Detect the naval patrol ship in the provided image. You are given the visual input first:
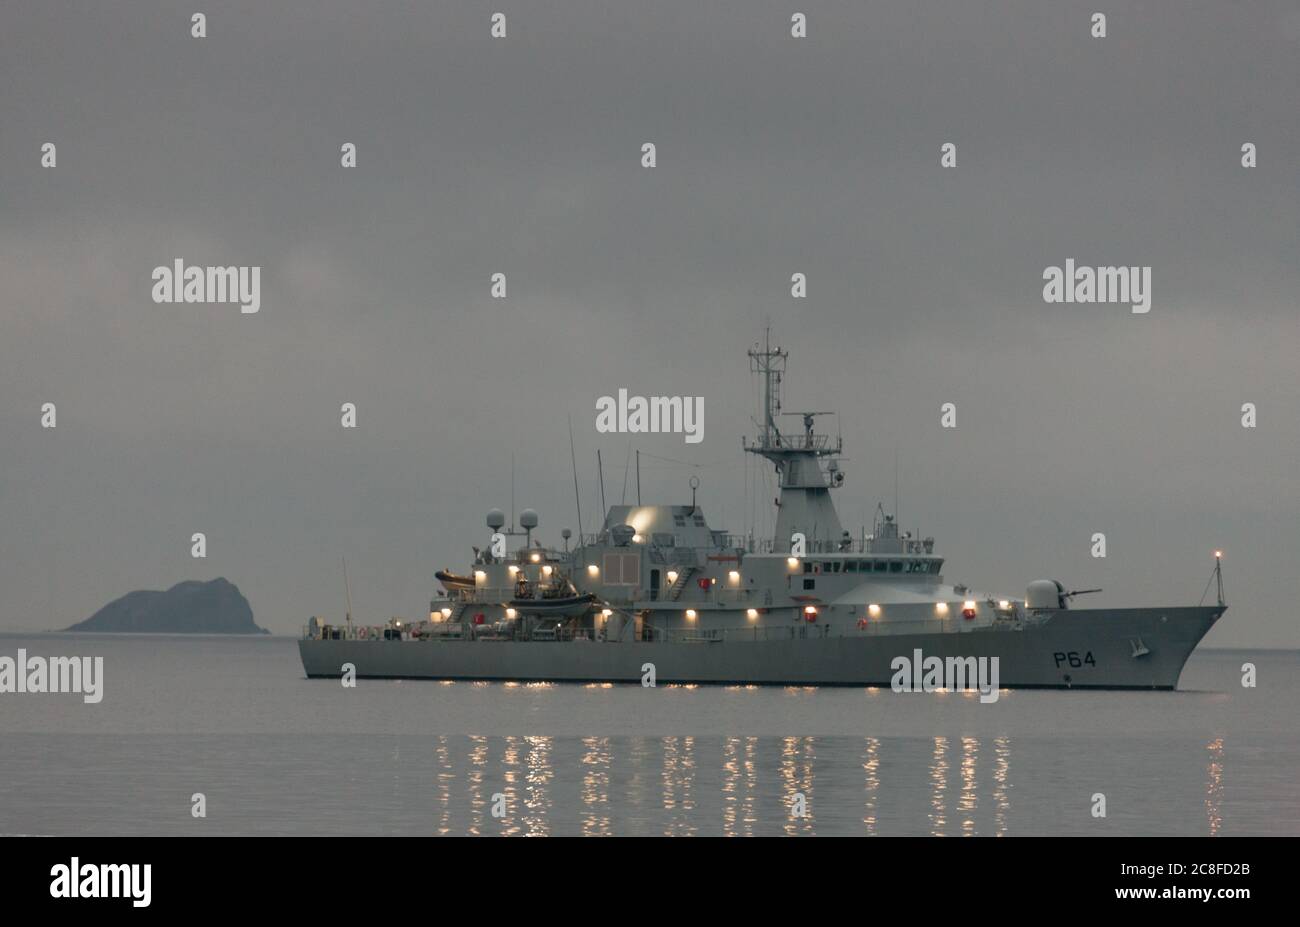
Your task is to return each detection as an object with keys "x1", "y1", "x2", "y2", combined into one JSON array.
[{"x1": 299, "y1": 332, "x2": 1225, "y2": 689}]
